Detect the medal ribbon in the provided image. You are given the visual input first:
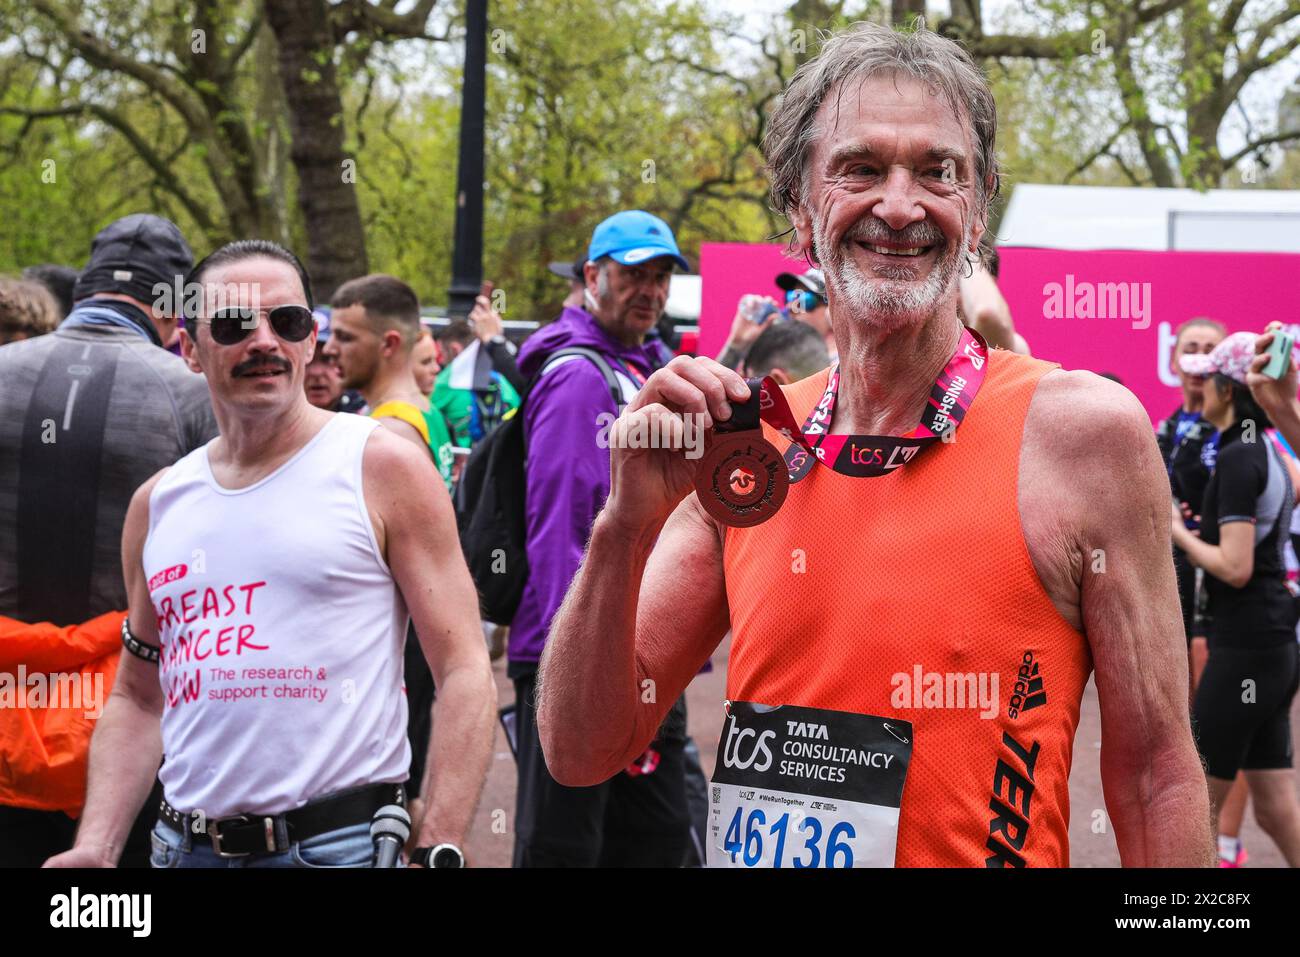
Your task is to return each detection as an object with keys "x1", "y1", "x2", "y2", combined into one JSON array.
[{"x1": 752, "y1": 327, "x2": 989, "y2": 479}]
